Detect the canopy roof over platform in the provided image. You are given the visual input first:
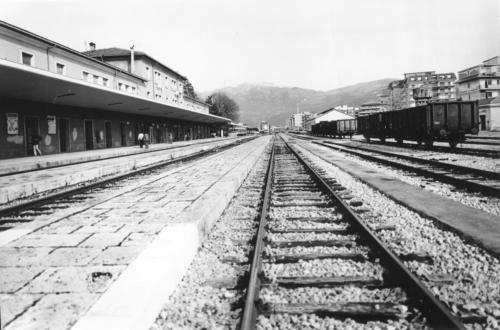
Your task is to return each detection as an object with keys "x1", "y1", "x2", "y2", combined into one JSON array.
[{"x1": 0, "y1": 59, "x2": 230, "y2": 125}]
